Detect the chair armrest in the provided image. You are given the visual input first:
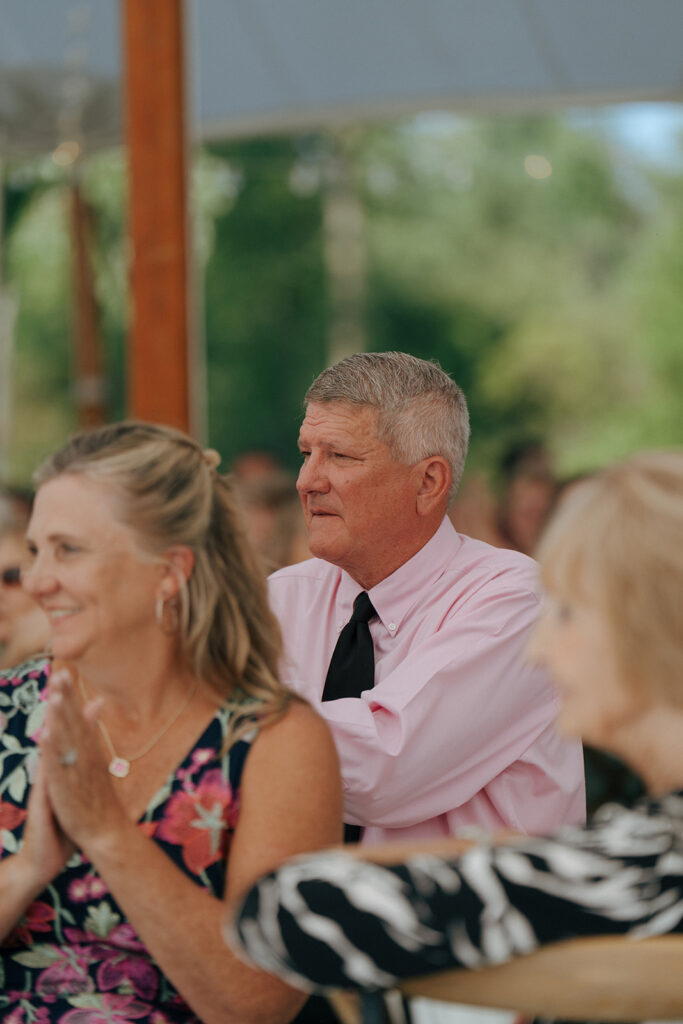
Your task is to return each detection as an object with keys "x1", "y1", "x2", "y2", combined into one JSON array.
[{"x1": 399, "y1": 935, "x2": 683, "y2": 1021}]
